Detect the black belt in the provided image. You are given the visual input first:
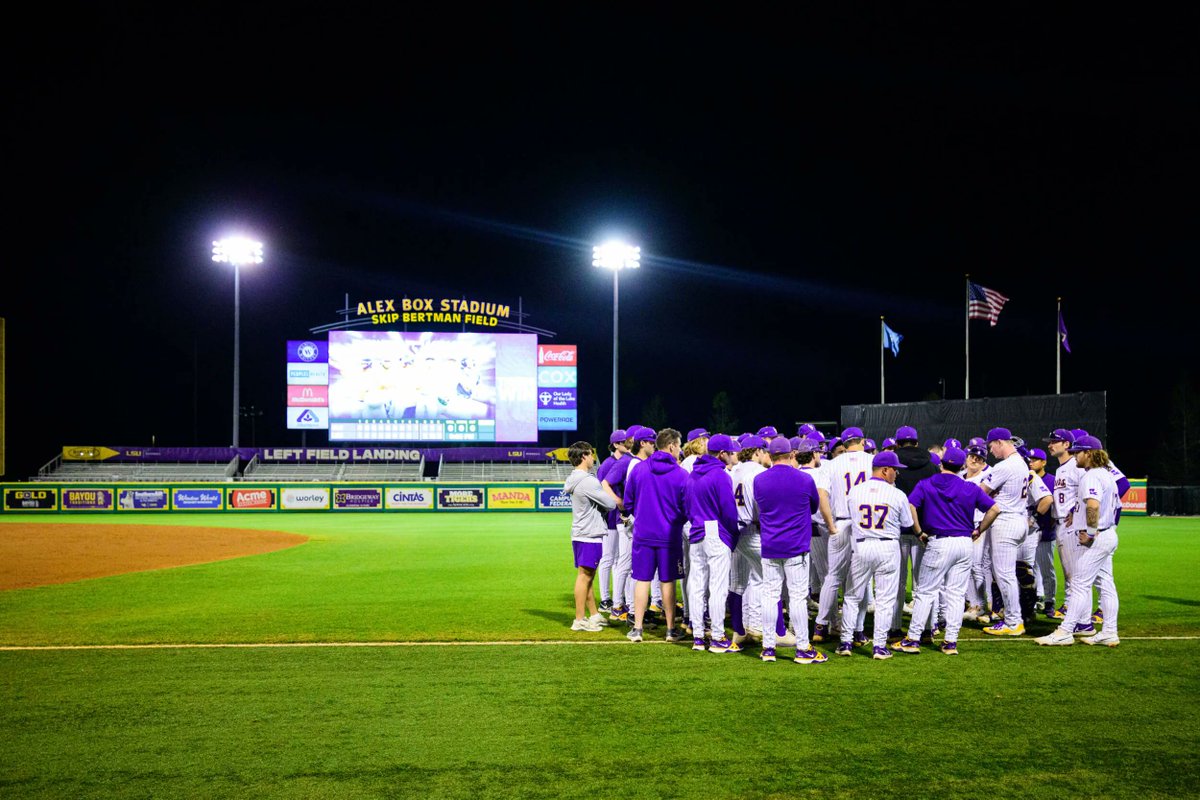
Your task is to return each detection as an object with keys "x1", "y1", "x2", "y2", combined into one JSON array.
[
  {"x1": 927, "y1": 532, "x2": 971, "y2": 538},
  {"x1": 856, "y1": 537, "x2": 898, "y2": 544},
  {"x1": 836, "y1": 517, "x2": 849, "y2": 521}
]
